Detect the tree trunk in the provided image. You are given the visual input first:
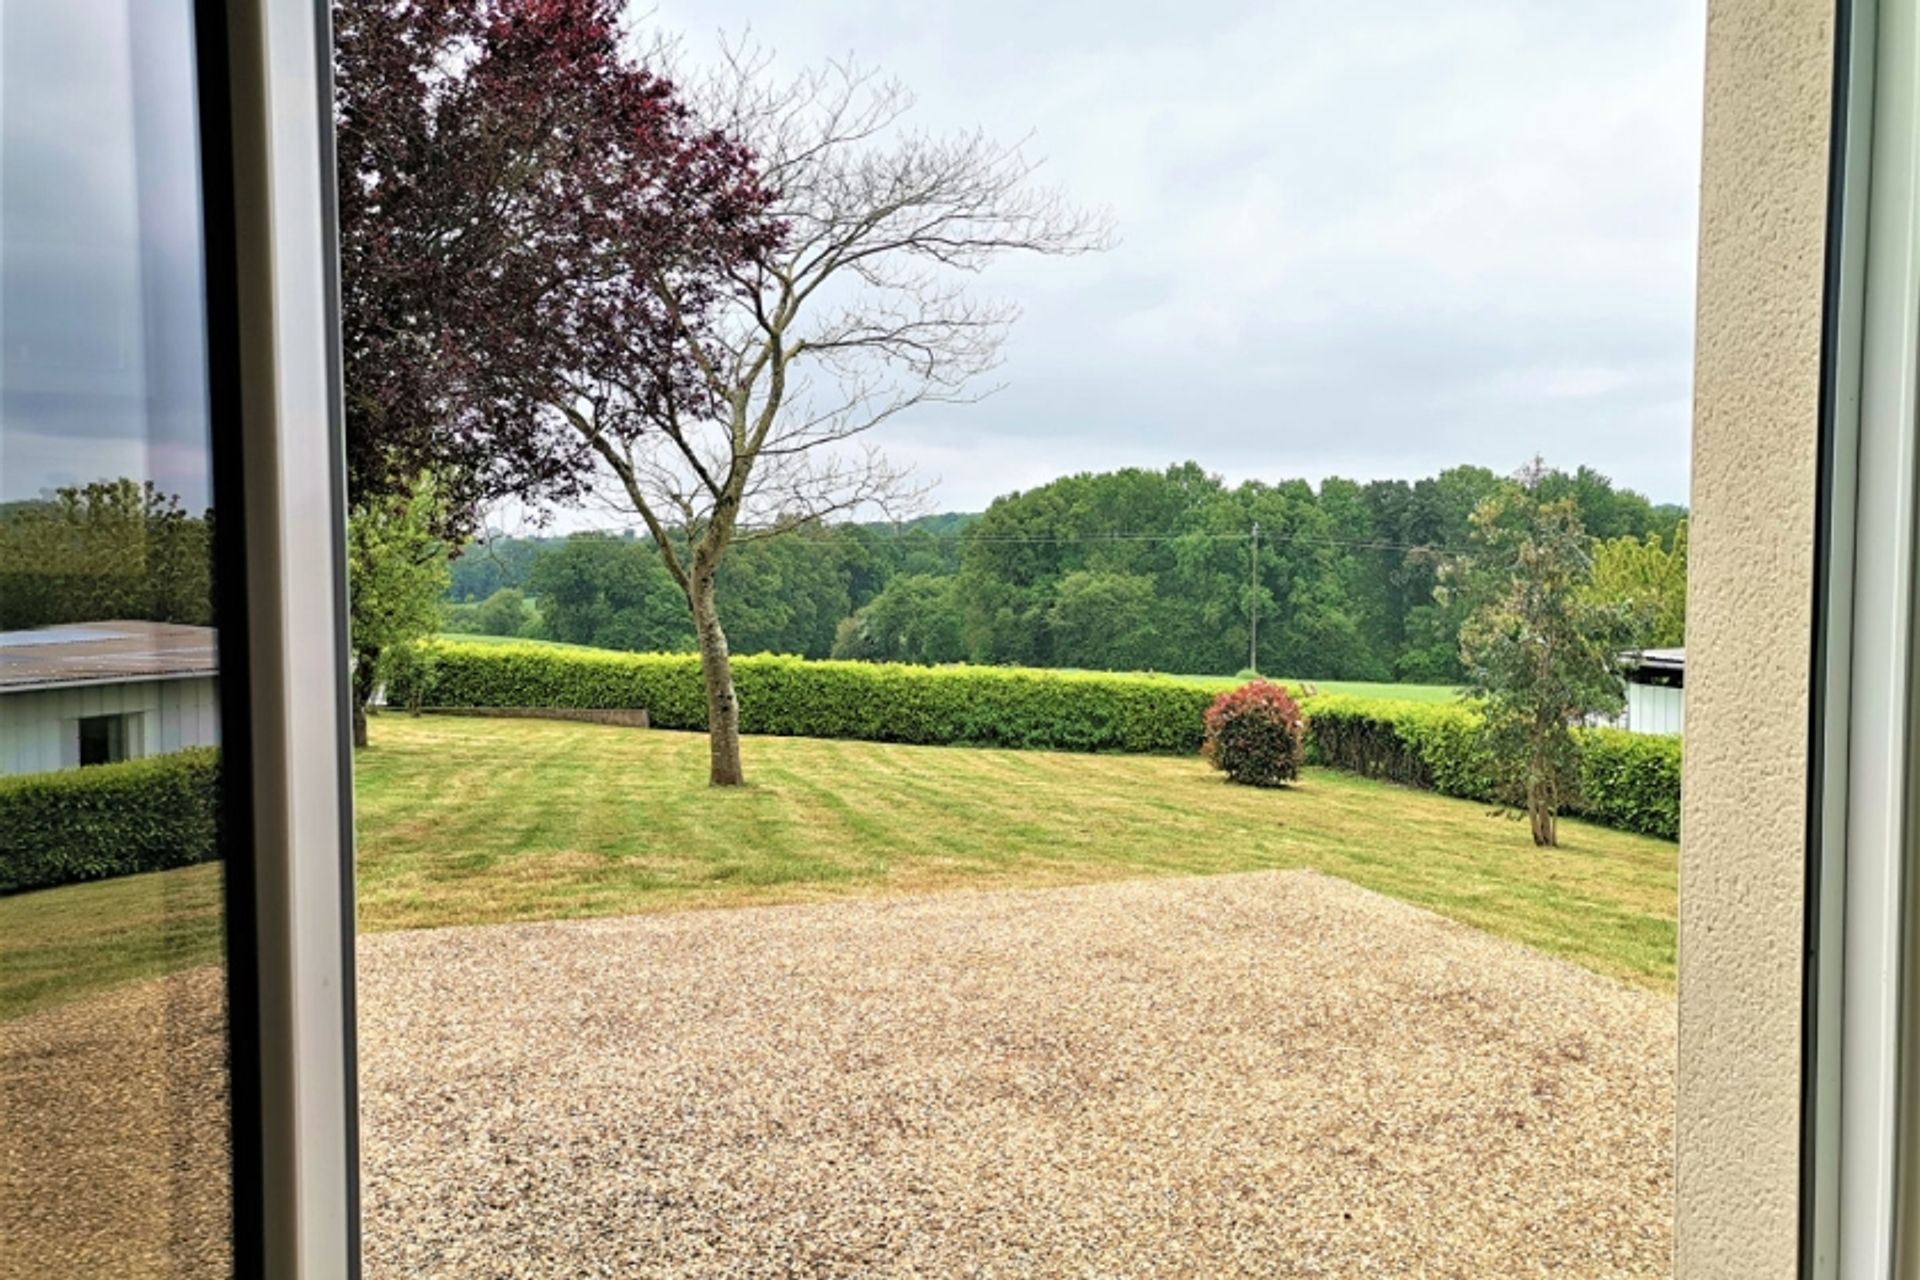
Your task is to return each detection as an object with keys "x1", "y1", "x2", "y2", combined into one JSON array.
[
  {"x1": 351, "y1": 650, "x2": 377, "y2": 750},
  {"x1": 689, "y1": 571, "x2": 745, "y2": 786},
  {"x1": 1527, "y1": 775, "x2": 1557, "y2": 847}
]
